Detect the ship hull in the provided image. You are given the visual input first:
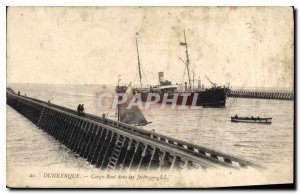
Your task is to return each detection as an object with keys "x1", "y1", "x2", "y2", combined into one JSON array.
[{"x1": 137, "y1": 88, "x2": 227, "y2": 107}]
